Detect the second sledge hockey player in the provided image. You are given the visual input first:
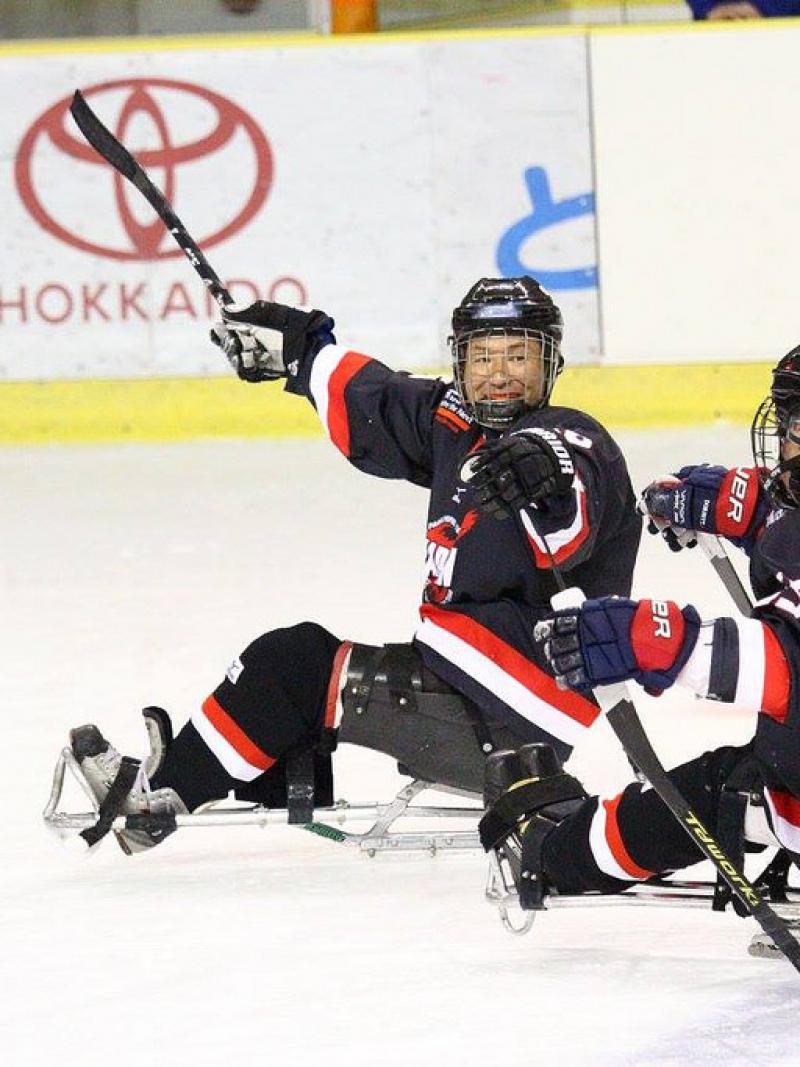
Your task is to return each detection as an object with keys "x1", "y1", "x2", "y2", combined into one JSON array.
[
  {"x1": 483, "y1": 348, "x2": 800, "y2": 940},
  {"x1": 67, "y1": 276, "x2": 641, "y2": 853}
]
